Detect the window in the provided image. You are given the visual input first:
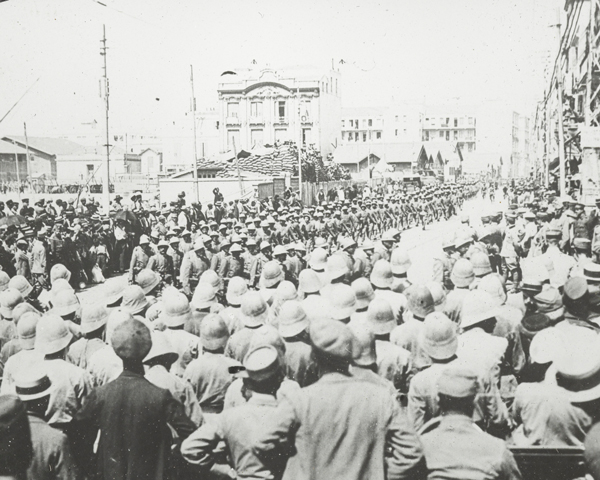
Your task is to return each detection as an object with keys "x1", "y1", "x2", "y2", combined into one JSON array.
[
  {"x1": 376, "y1": 132, "x2": 381, "y2": 140},
  {"x1": 349, "y1": 119, "x2": 353, "y2": 128},
  {"x1": 302, "y1": 128, "x2": 311, "y2": 145},
  {"x1": 362, "y1": 133, "x2": 367, "y2": 142},
  {"x1": 250, "y1": 101, "x2": 263, "y2": 117},
  {"x1": 446, "y1": 131, "x2": 450, "y2": 140},
  {"x1": 454, "y1": 118, "x2": 458, "y2": 127},
  {"x1": 342, "y1": 120, "x2": 345, "y2": 128},
  {"x1": 395, "y1": 129, "x2": 398, "y2": 136},
  {"x1": 468, "y1": 117, "x2": 474, "y2": 126},
  {"x1": 227, "y1": 102, "x2": 239, "y2": 118},
  {"x1": 468, "y1": 143, "x2": 473, "y2": 152},
  {"x1": 439, "y1": 131, "x2": 444, "y2": 138},
  {"x1": 278, "y1": 101, "x2": 286, "y2": 119},
  {"x1": 368, "y1": 119, "x2": 372, "y2": 127},
  {"x1": 395, "y1": 115, "x2": 399, "y2": 122},
  {"x1": 454, "y1": 130, "x2": 458, "y2": 140}
]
